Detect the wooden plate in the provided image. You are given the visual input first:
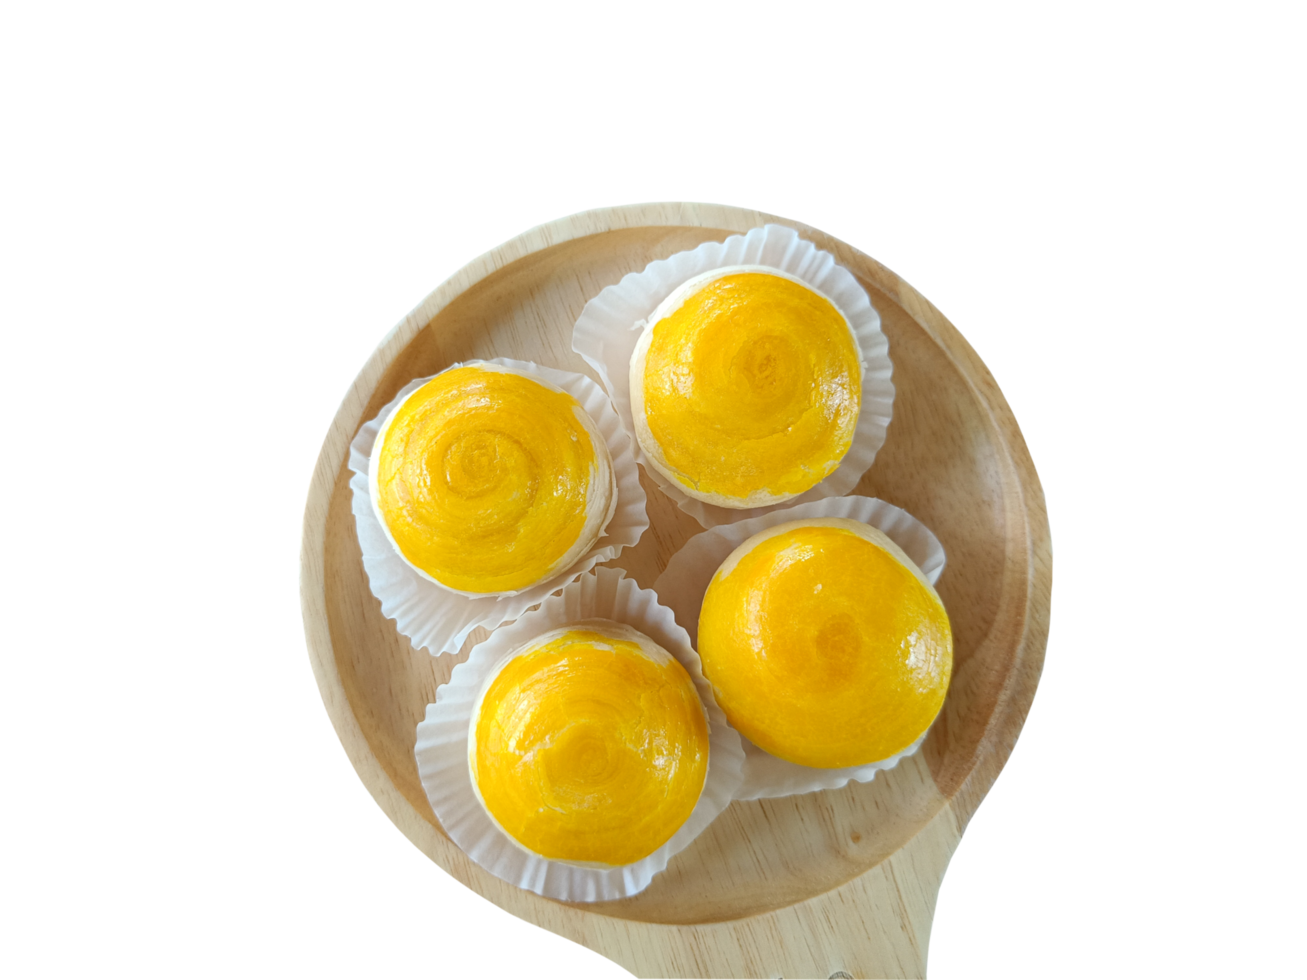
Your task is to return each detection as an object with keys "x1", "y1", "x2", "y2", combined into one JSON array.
[{"x1": 300, "y1": 203, "x2": 1051, "y2": 979}]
